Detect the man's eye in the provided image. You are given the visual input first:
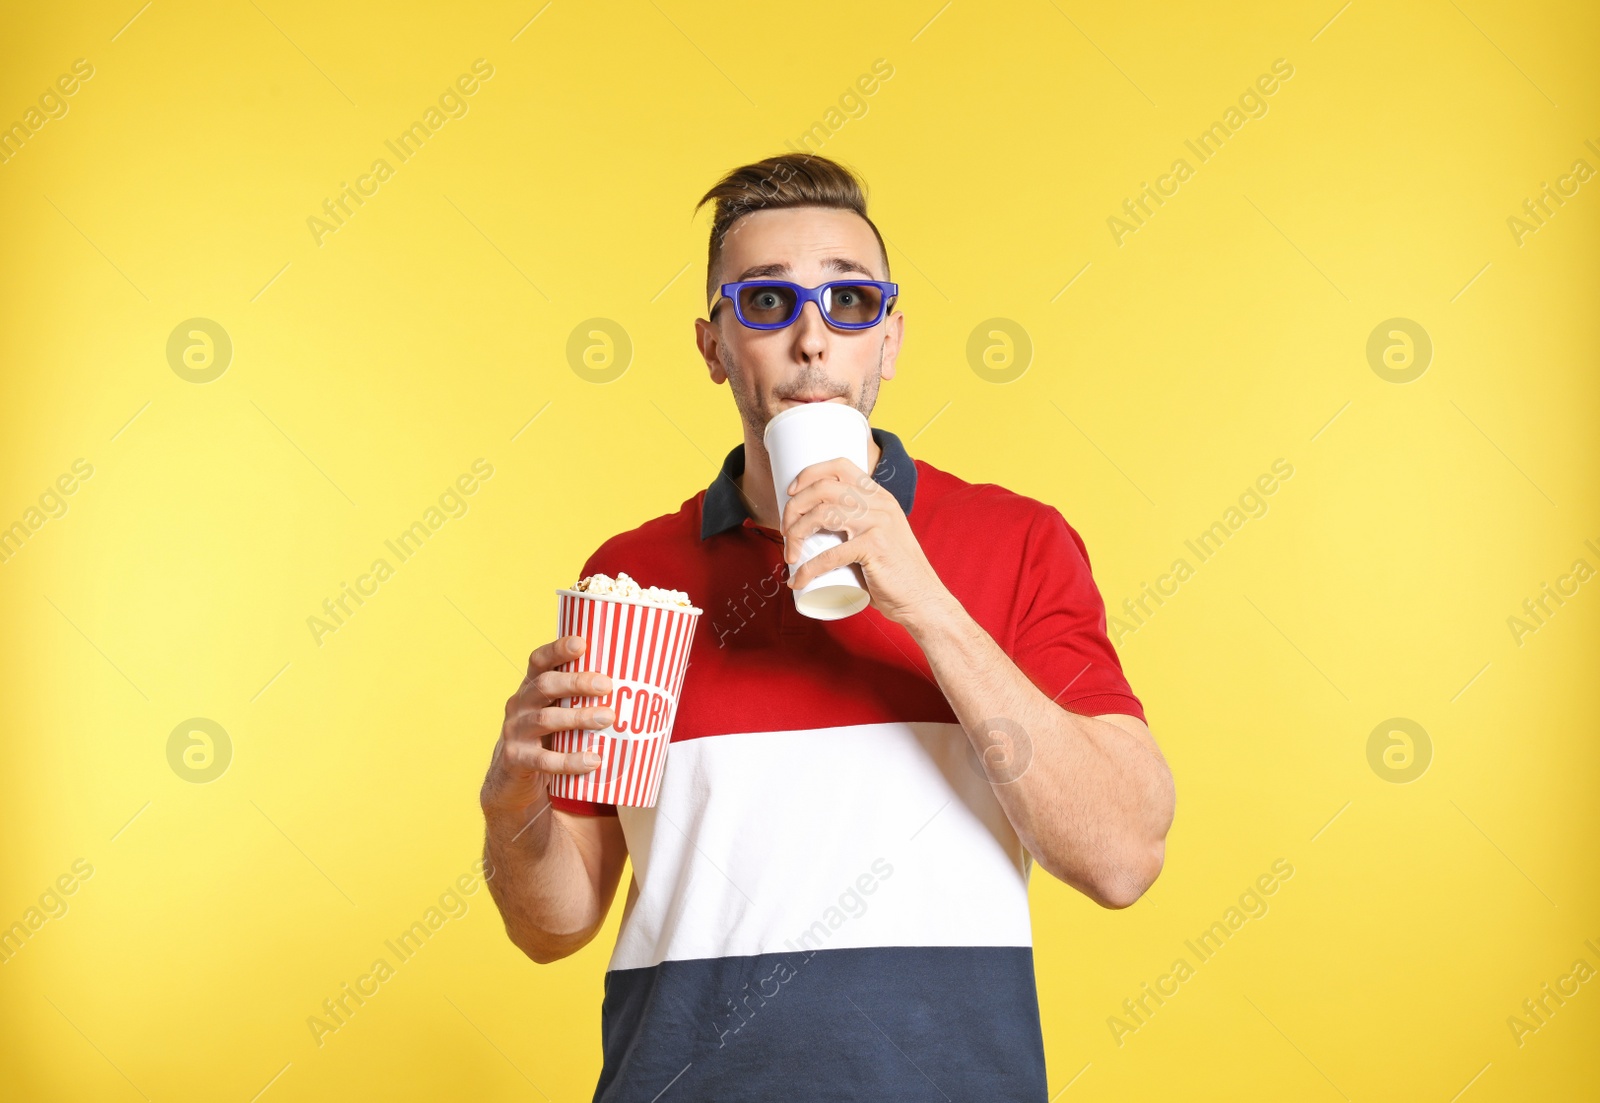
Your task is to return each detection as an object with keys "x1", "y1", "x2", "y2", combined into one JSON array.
[
  {"x1": 755, "y1": 293, "x2": 779, "y2": 308},
  {"x1": 835, "y1": 290, "x2": 858, "y2": 306}
]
